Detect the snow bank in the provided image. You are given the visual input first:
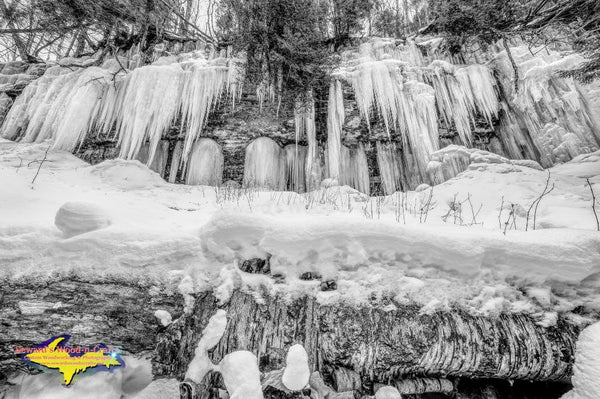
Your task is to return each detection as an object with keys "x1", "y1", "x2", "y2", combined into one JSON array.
[
  {"x1": 561, "y1": 322, "x2": 600, "y2": 399},
  {"x1": 199, "y1": 212, "x2": 599, "y2": 285}
]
